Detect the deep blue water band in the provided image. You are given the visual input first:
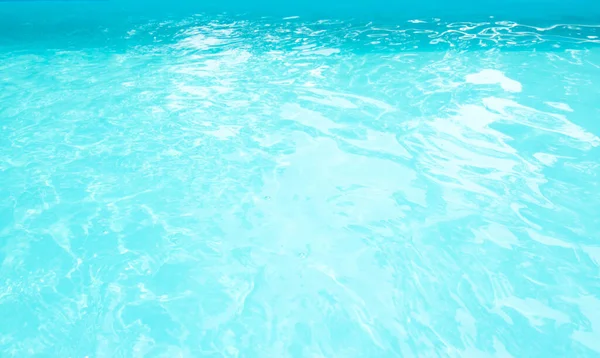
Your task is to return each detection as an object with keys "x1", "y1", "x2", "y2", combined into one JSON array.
[{"x1": 1, "y1": 0, "x2": 600, "y2": 22}]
